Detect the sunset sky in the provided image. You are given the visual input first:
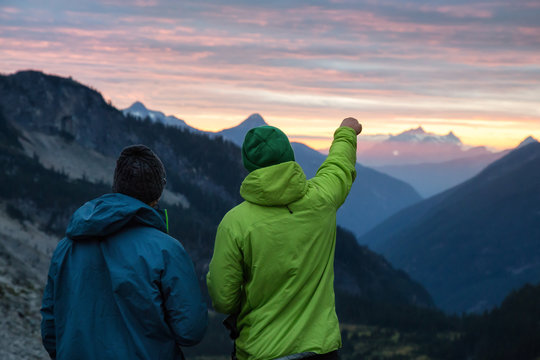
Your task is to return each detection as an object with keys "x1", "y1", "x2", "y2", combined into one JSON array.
[{"x1": 1, "y1": 0, "x2": 539, "y2": 150}]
